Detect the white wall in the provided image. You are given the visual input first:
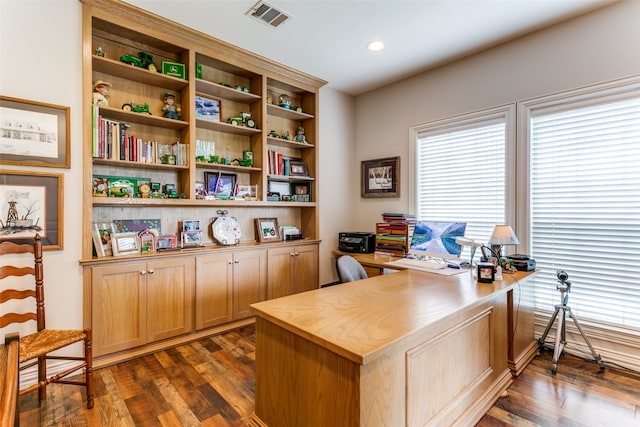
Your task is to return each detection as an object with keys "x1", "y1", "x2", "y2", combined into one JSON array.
[
  {"x1": 1, "y1": 1, "x2": 84, "y2": 342},
  {"x1": 352, "y1": 0, "x2": 640, "y2": 233}
]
